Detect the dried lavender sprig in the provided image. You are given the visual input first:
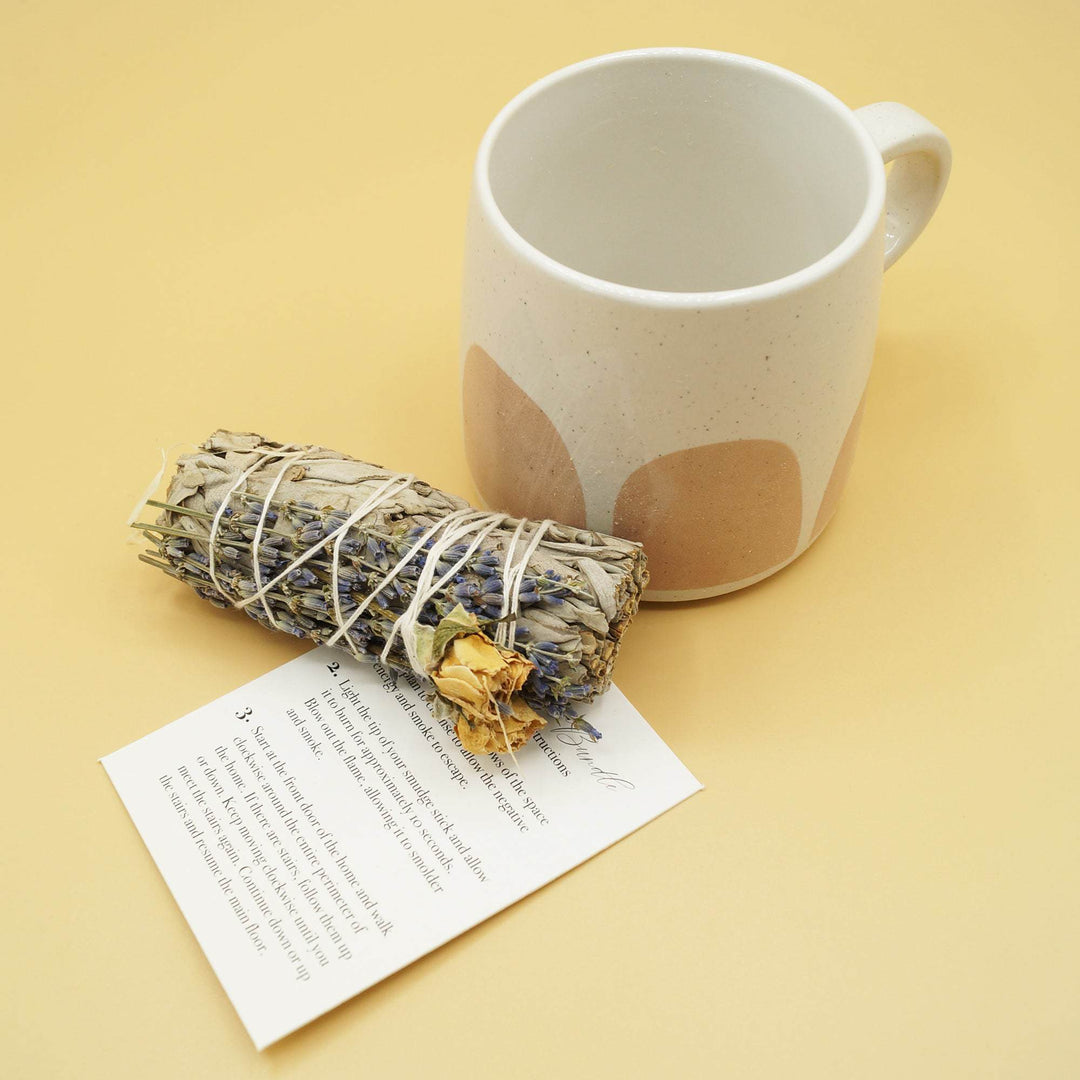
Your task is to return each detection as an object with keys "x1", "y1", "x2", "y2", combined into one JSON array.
[
  {"x1": 138, "y1": 526, "x2": 599, "y2": 709},
  {"x1": 142, "y1": 498, "x2": 604, "y2": 605}
]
